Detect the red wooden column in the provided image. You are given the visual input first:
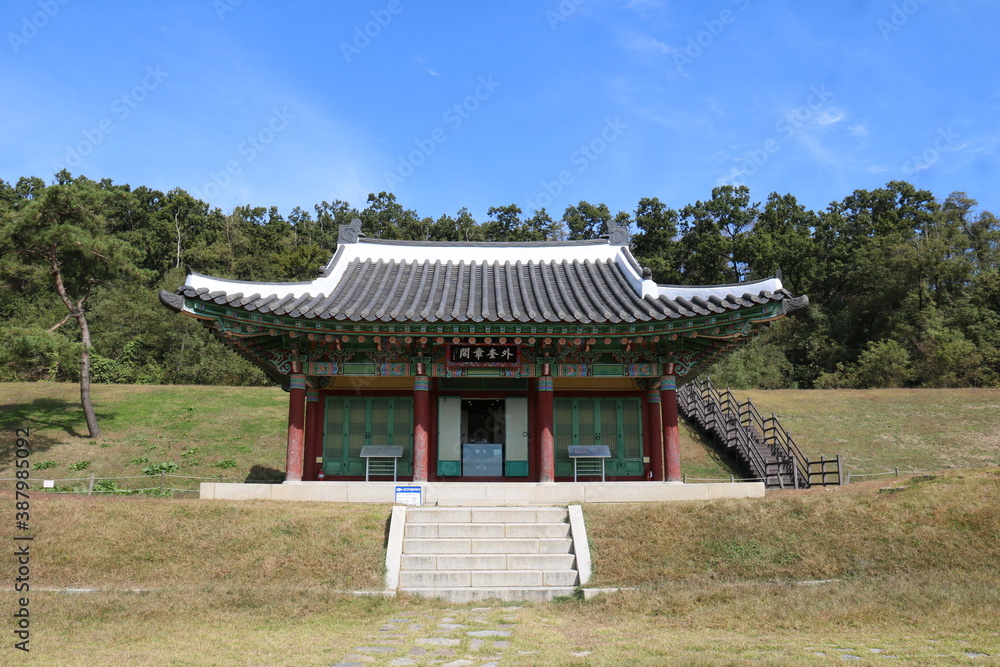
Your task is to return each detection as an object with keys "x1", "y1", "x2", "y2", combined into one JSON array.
[
  {"x1": 647, "y1": 384, "x2": 664, "y2": 481},
  {"x1": 285, "y1": 373, "x2": 307, "y2": 482},
  {"x1": 538, "y1": 368, "x2": 555, "y2": 483},
  {"x1": 304, "y1": 388, "x2": 320, "y2": 480},
  {"x1": 660, "y1": 367, "x2": 682, "y2": 482},
  {"x1": 412, "y1": 370, "x2": 430, "y2": 482}
]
